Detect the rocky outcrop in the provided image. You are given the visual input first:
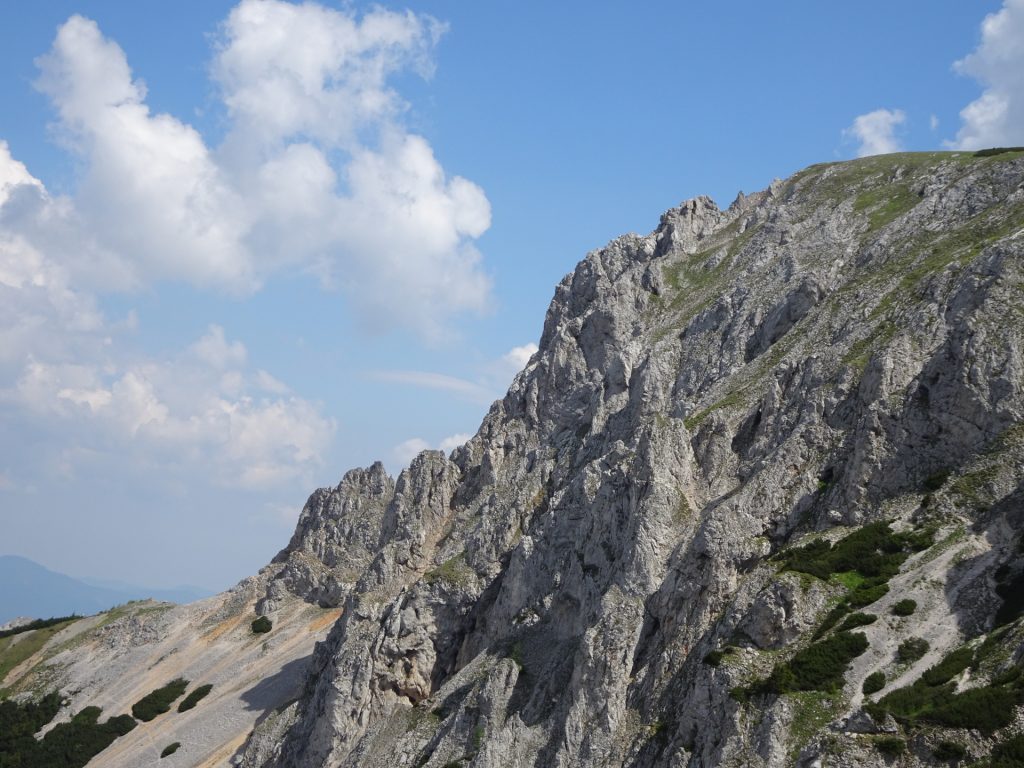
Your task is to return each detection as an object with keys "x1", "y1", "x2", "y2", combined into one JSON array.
[
  {"x1": 238, "y1": 151, "x2": 1024, "y2": 768},
  {"x1": 259, "y1": 463, "x2": 395, "y2": 613}
]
